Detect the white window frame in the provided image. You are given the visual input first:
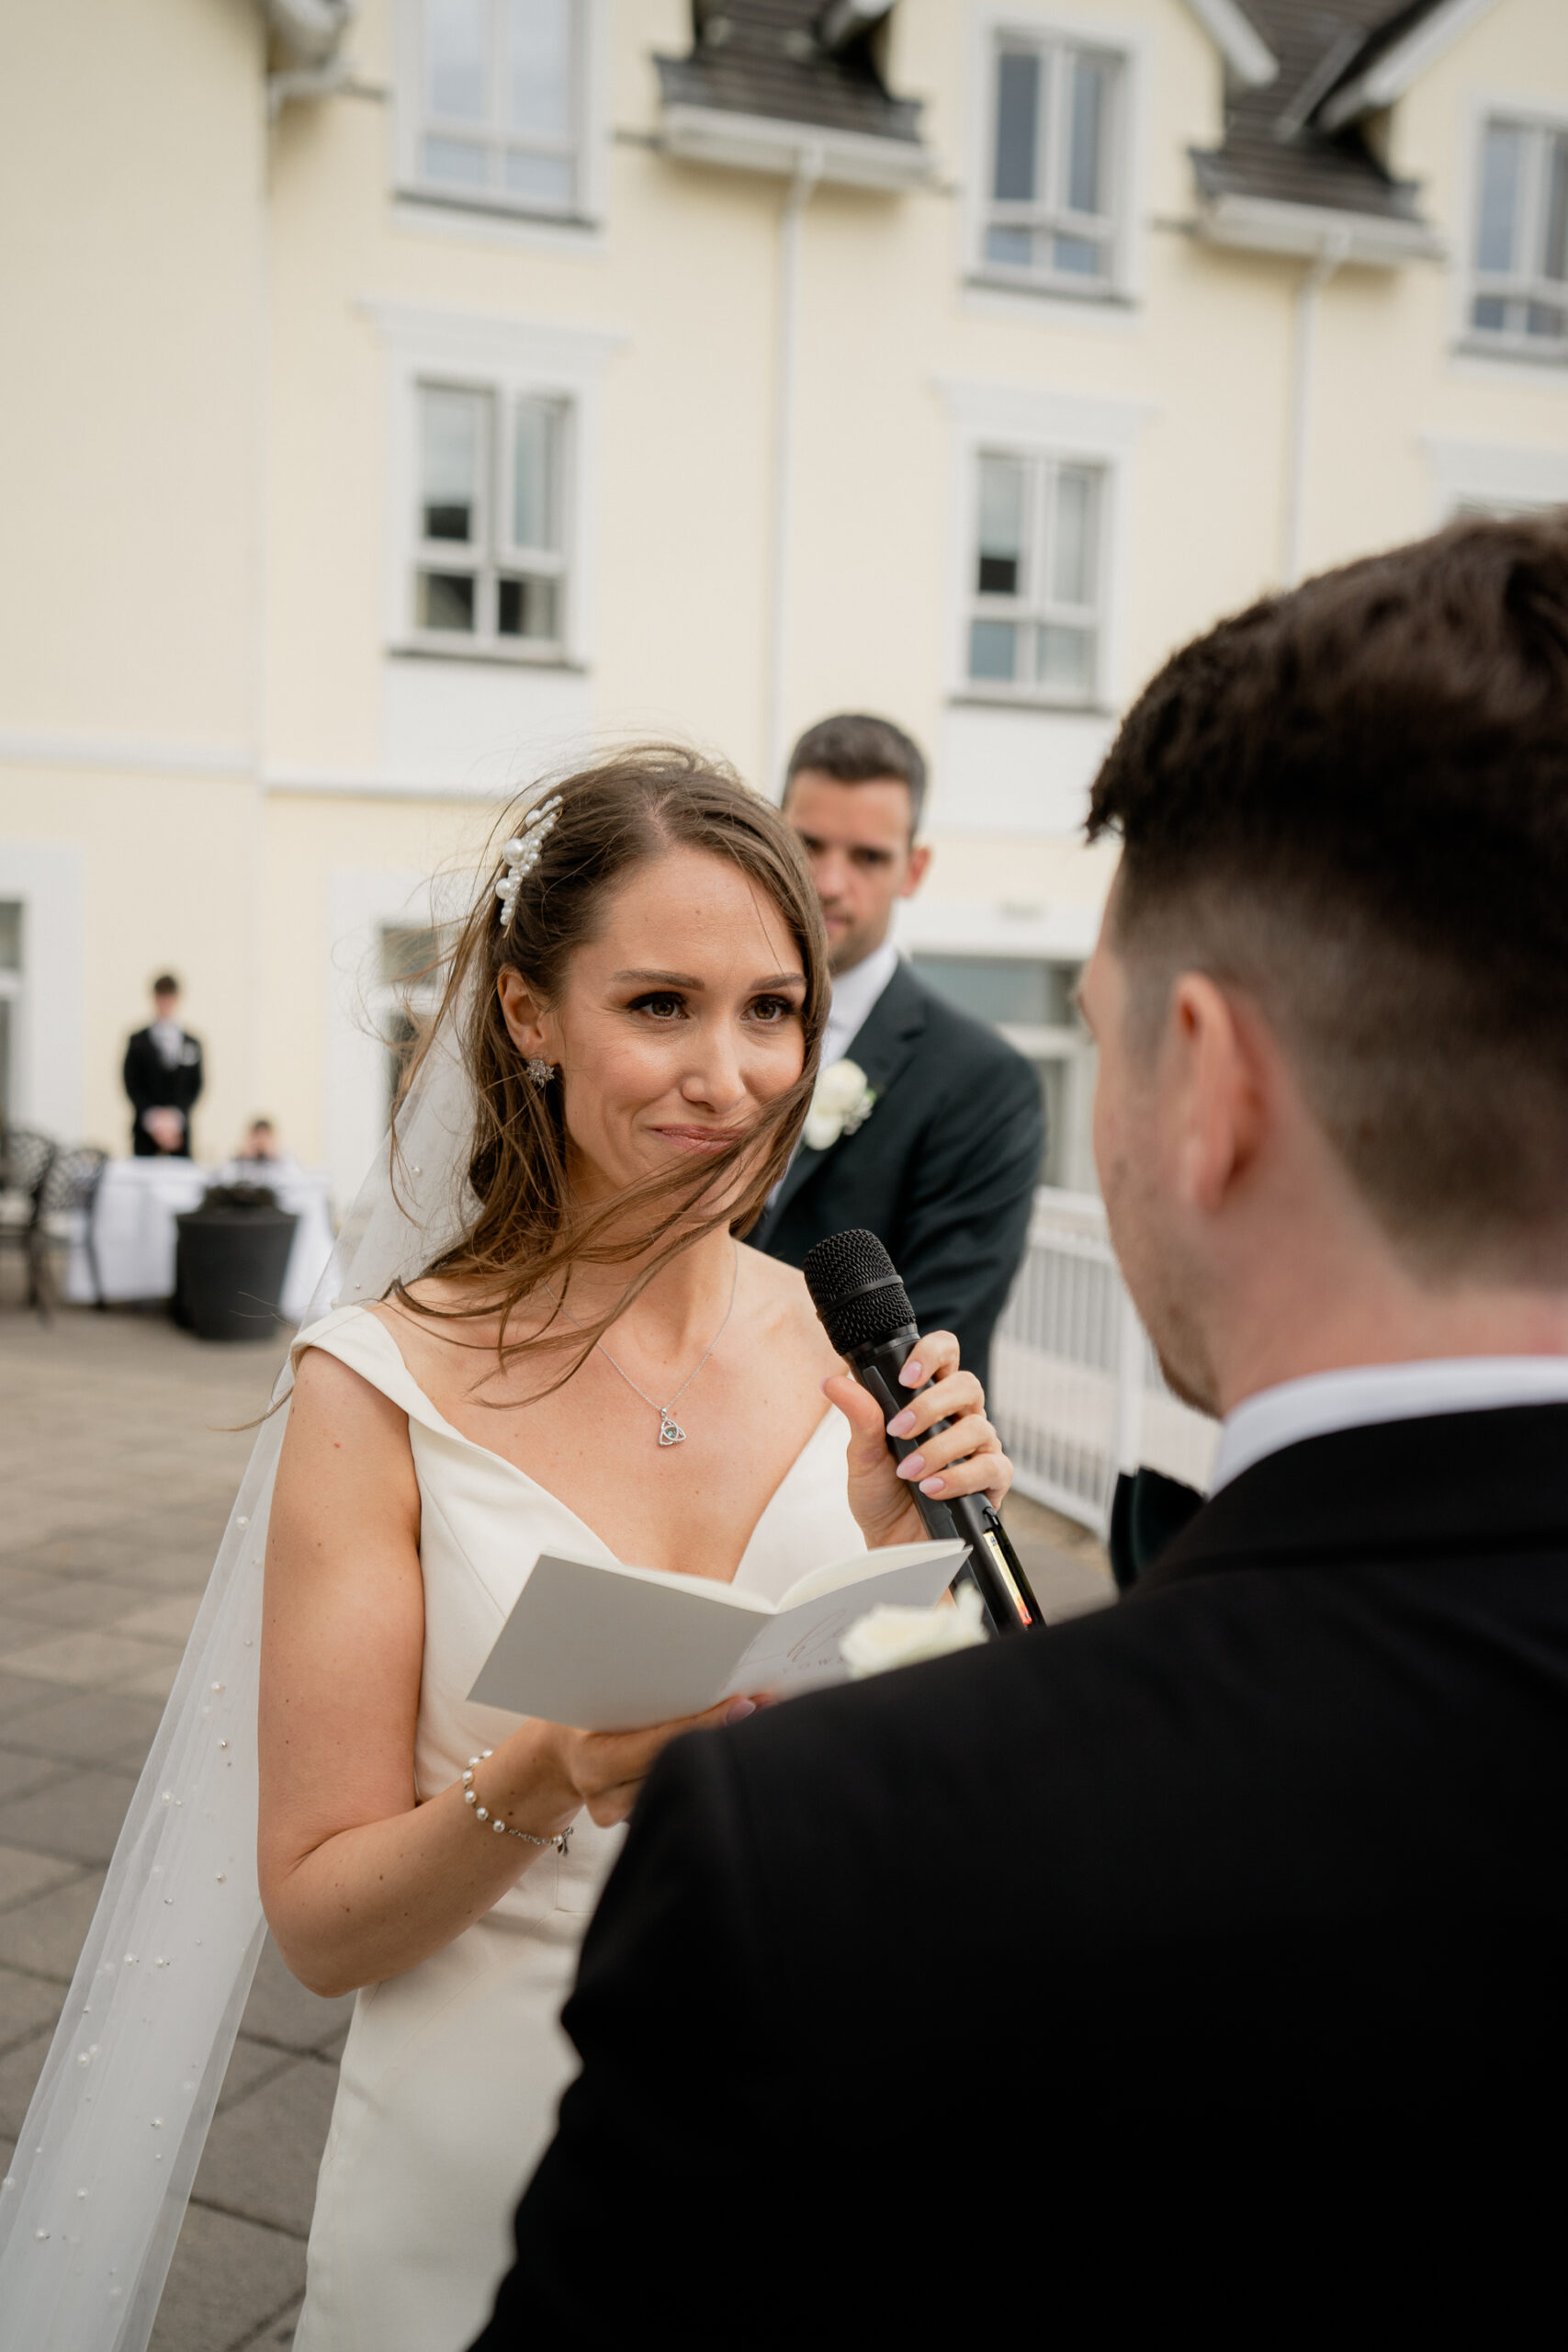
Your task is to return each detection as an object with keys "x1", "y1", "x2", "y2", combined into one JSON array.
[
  {"x1": 409, "y1": 377, "x2": 573, "y2": 660},
  {"x1": 1460, "y1": 100, "x2": 1568, "y2": 369},
  {"x1": 1423, "y1": 434, "x2": 1568, "y2": 526},
  {"x1": 394, "y1": 0, "x2": 609, "y2": 232},
  {"x1": 370, "y1": 304, "x2": 625, "y2": 674},
  {"x1": 0, "y1": 899, "x2": 22, "y2": 1127},
  {"x1": 965, "y1": 447, "x2": 1110, "y2": 708},
  {"x1": 968, "y1": 8, "x2": 1140, "y2": 304},
  {"x1": 0, "y1": 841, "x2": 84, "y2": 1145}
]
